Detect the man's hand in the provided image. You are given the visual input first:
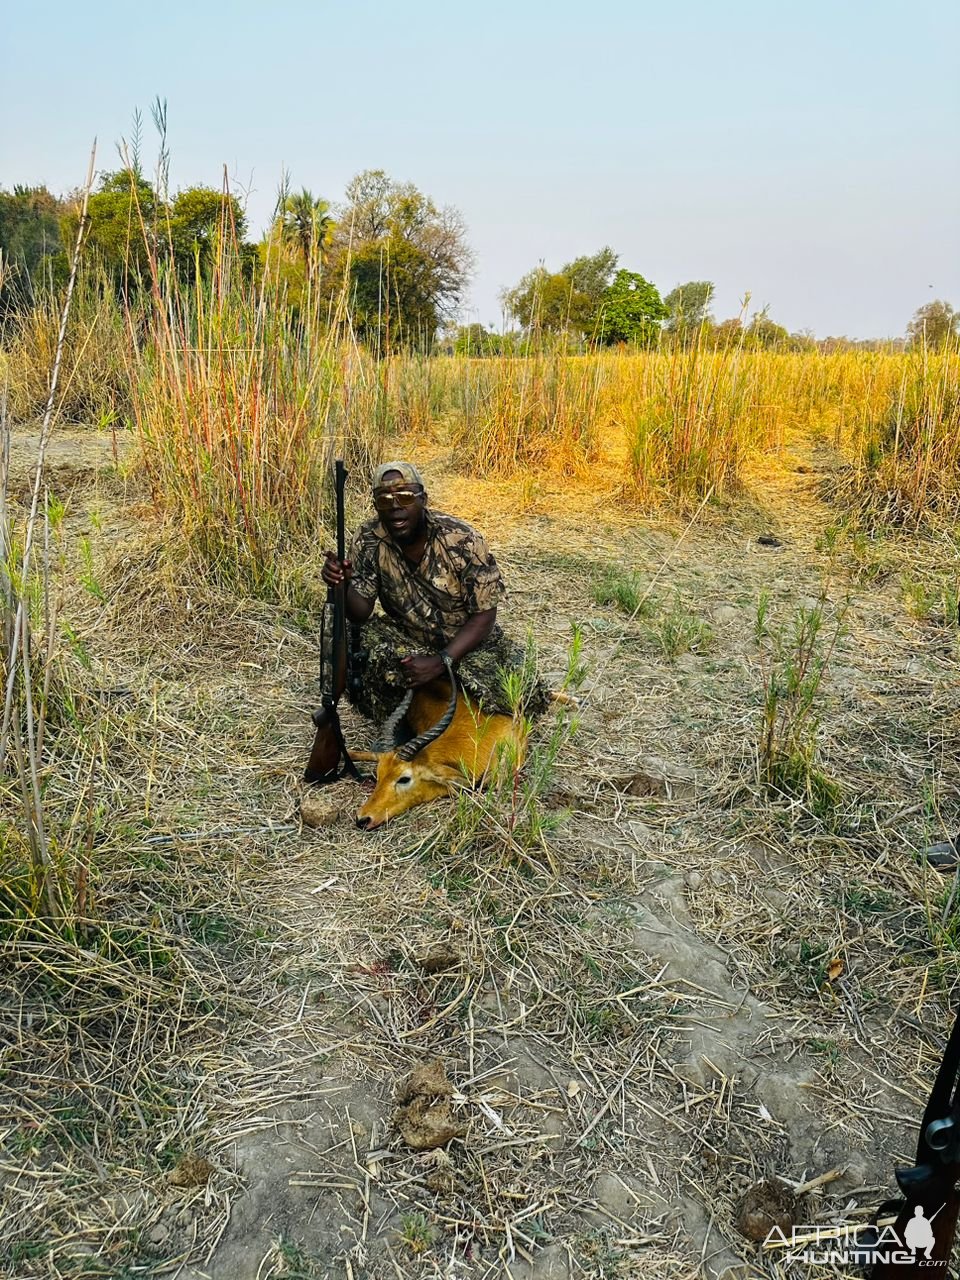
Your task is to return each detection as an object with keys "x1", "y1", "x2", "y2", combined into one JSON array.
[
  {"x1": 321, "y1": 551, "x2": 353, "y2": 589},
  {"x1": 400, "y1": 653, "x2": 446, "y2": 687}
]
